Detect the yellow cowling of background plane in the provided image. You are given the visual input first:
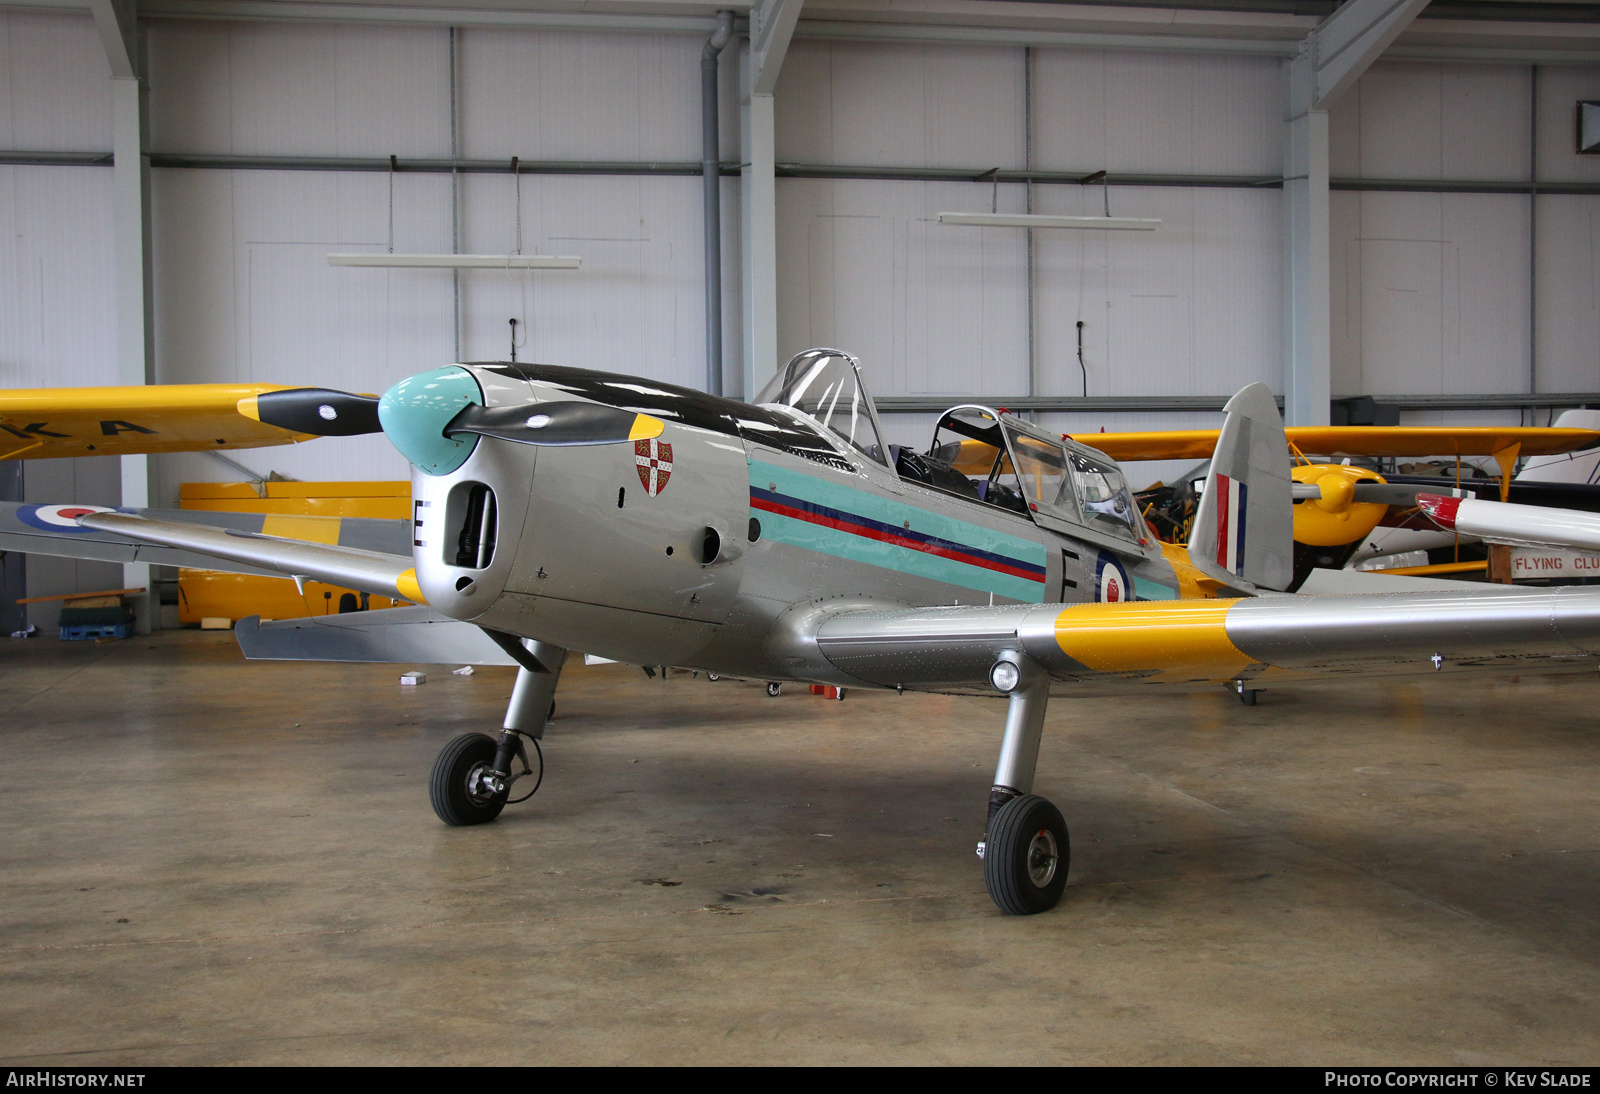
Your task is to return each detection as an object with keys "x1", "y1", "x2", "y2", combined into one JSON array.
[
  {"x1": 0, "y1": 384, "x2": 318, "y2": 460},
  {"x1": 1290, "y1": 462, "x2": 1390, "y2": 547}
]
